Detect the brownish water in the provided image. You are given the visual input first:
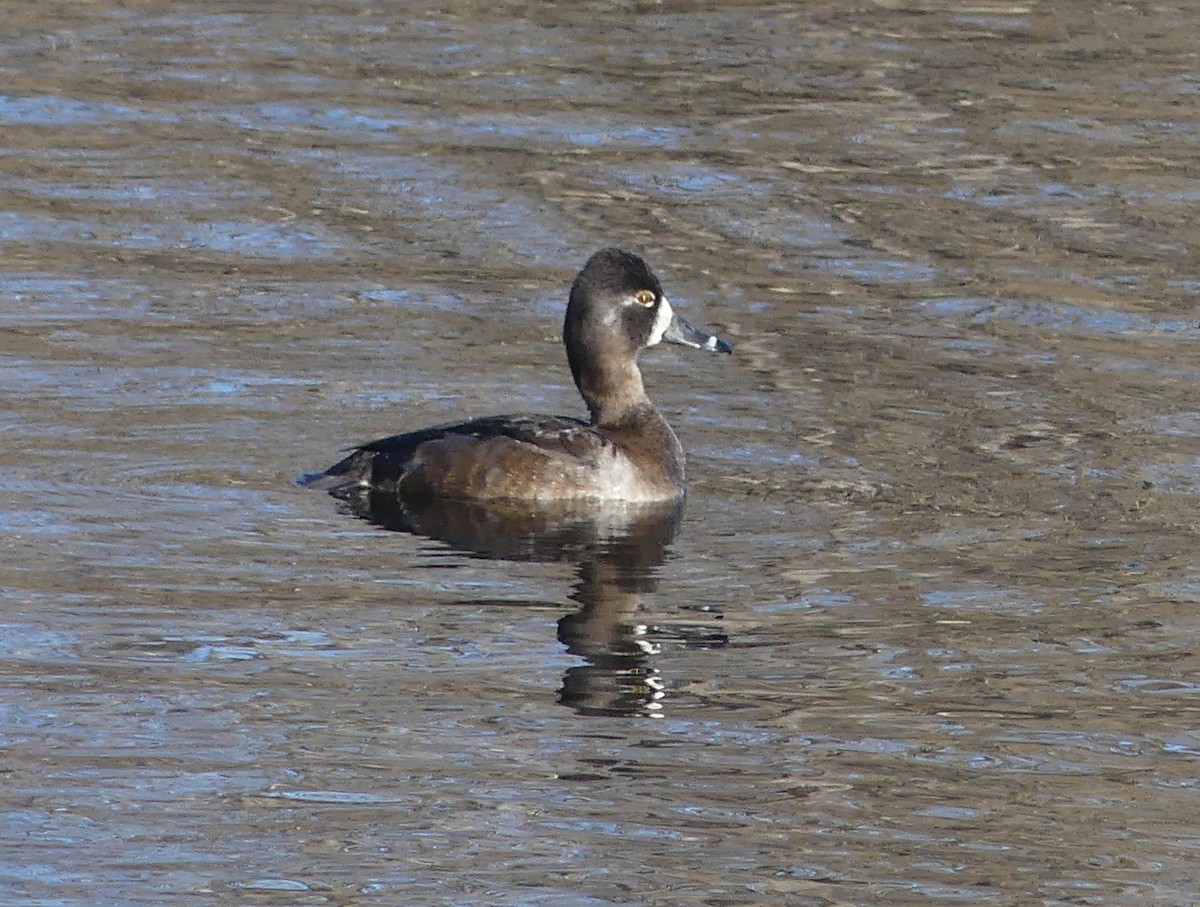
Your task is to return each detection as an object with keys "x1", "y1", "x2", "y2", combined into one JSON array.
[{"x1": 3, "y1": 2, "x2": 1200, "y2": 904}]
